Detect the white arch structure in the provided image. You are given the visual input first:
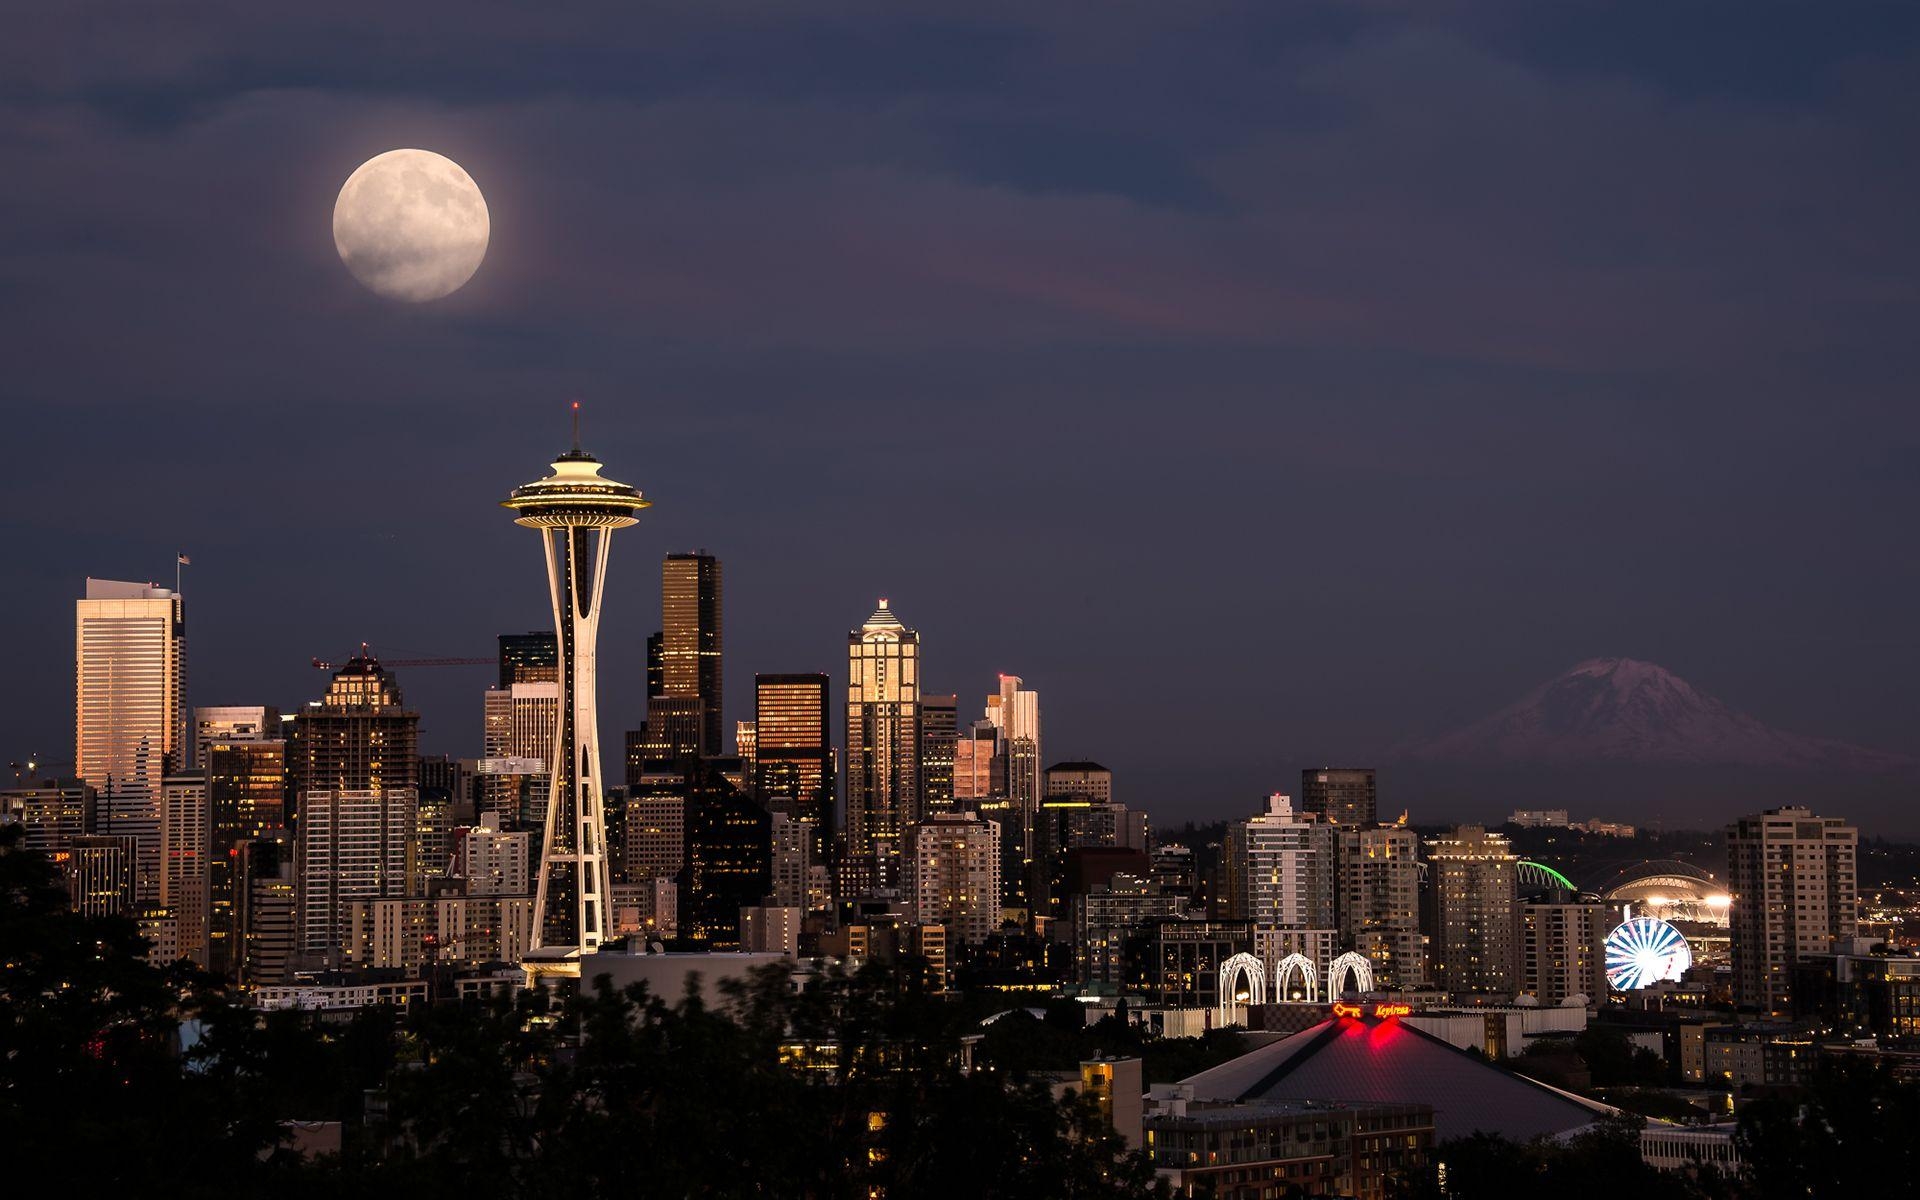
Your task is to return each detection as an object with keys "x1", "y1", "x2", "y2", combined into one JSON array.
[
  {"x1": 1218, "y1": 952, "x2": 1267, "y2": 1024},
  {"x1": 1272, "y1": 953, "x2": 1319, "y2": 1002},
  {"x1": 1325, "y1": 951, "x2": 1374, "y2": 1000}
]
